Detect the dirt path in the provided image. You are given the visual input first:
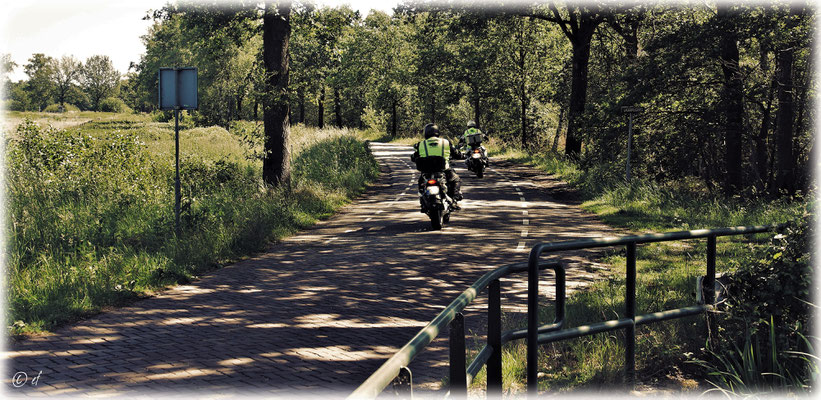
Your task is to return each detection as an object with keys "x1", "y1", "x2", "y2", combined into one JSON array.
[{"x1": 5, "y1": 142, "x2": 614, "y2": 397}]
